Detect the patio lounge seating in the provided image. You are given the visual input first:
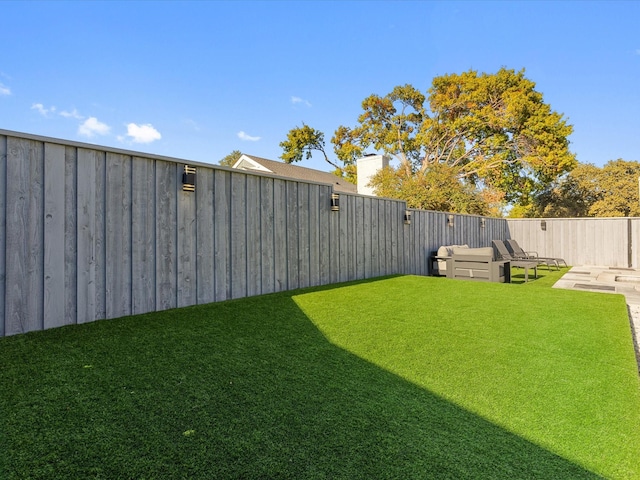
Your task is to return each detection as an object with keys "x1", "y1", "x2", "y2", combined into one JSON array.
[
  {"x1": 491, "y1": 240, "x2": 542, "y2": 281},
  {"x1": 506, "y1": 239, "x2": 567, "y2": 269},
  {"x1": 447, "y1": 246, "x2": 510, "y2": 283},
  {"x1": 430, "y1": 244, "x2": 469, "y2": 276}
]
